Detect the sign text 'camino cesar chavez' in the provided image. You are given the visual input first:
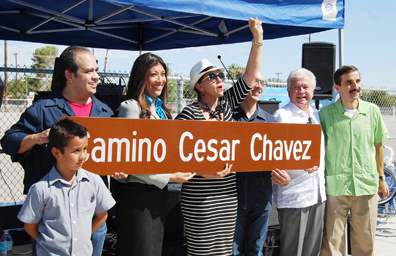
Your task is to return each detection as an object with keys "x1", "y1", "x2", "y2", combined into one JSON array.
[{"x1": 67, "y1": 117, "x2": 322, "y2": 175}]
